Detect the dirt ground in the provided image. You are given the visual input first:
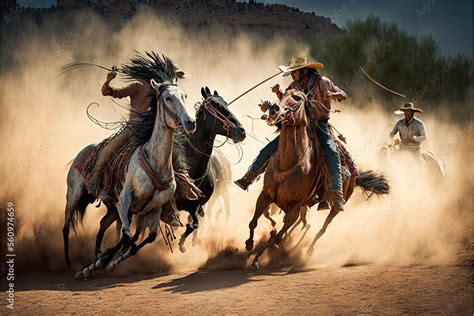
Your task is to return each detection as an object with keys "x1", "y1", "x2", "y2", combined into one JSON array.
[{"x1": 2, "y1": 242, "x2": 471, "y2": 315}]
